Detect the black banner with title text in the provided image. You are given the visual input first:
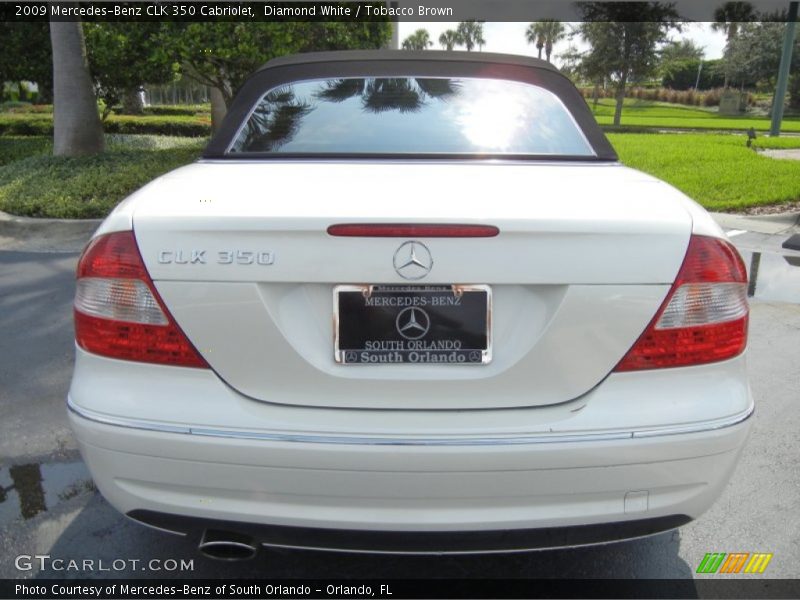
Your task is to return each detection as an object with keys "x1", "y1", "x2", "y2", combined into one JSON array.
[{"x1": 2, "y1": 0, "x2": 800, "y2": 23}]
